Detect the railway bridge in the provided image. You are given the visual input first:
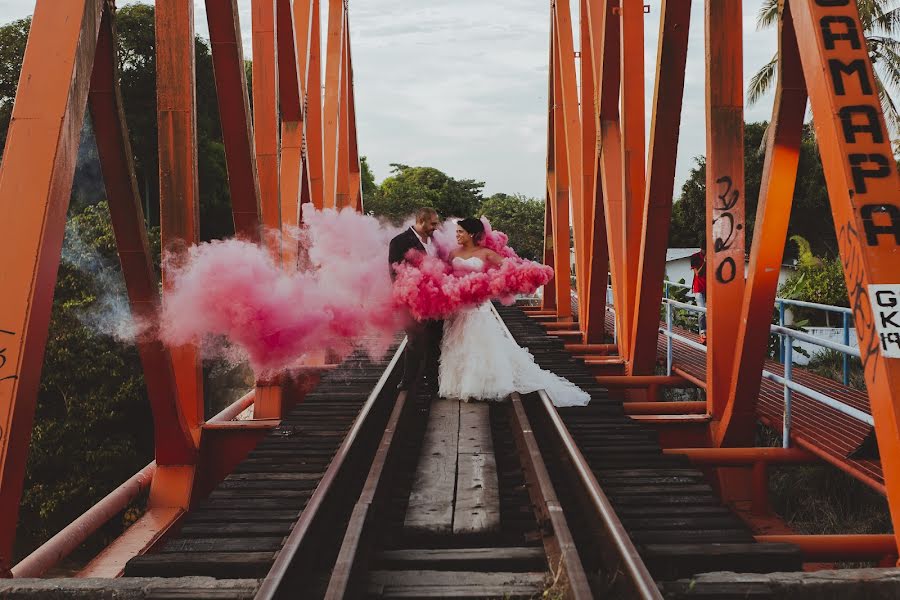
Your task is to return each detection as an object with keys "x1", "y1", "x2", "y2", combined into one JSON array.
[{"x1": 1, "y1": 0, "x2": 900, "y2": 598}]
